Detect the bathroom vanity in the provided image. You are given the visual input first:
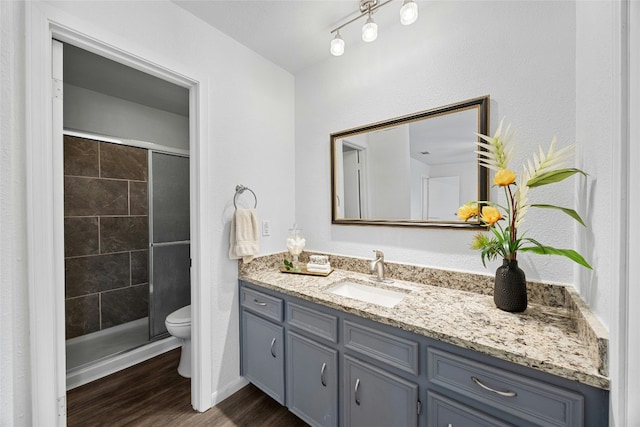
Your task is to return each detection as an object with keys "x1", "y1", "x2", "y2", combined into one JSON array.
[{"x1": 238, "y1": 254, "x2": 609, "y2": 427}]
